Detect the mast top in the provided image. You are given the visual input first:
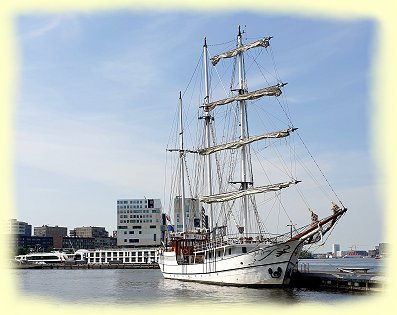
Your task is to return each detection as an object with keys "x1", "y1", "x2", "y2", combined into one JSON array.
[{"x1": 204, "y1": 37, "x2": 207, "y2": 48}]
